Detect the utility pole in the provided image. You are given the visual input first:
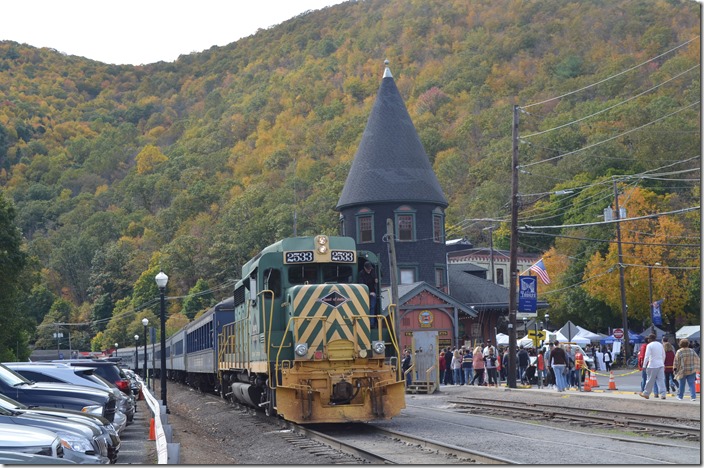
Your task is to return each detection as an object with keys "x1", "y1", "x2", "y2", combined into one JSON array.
[
  {"x1": 386, "y1": 219, "x2": 401, "y2": 370},
  {"x1": 613, "y1": 179, "x2": 630, "y2": 359},
  {"x1": 483, "y1": 226, "x2": 496, "y2": 283},
  {"x1": 507, "y1": 104, "x2": 520, "y2": 389}
]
